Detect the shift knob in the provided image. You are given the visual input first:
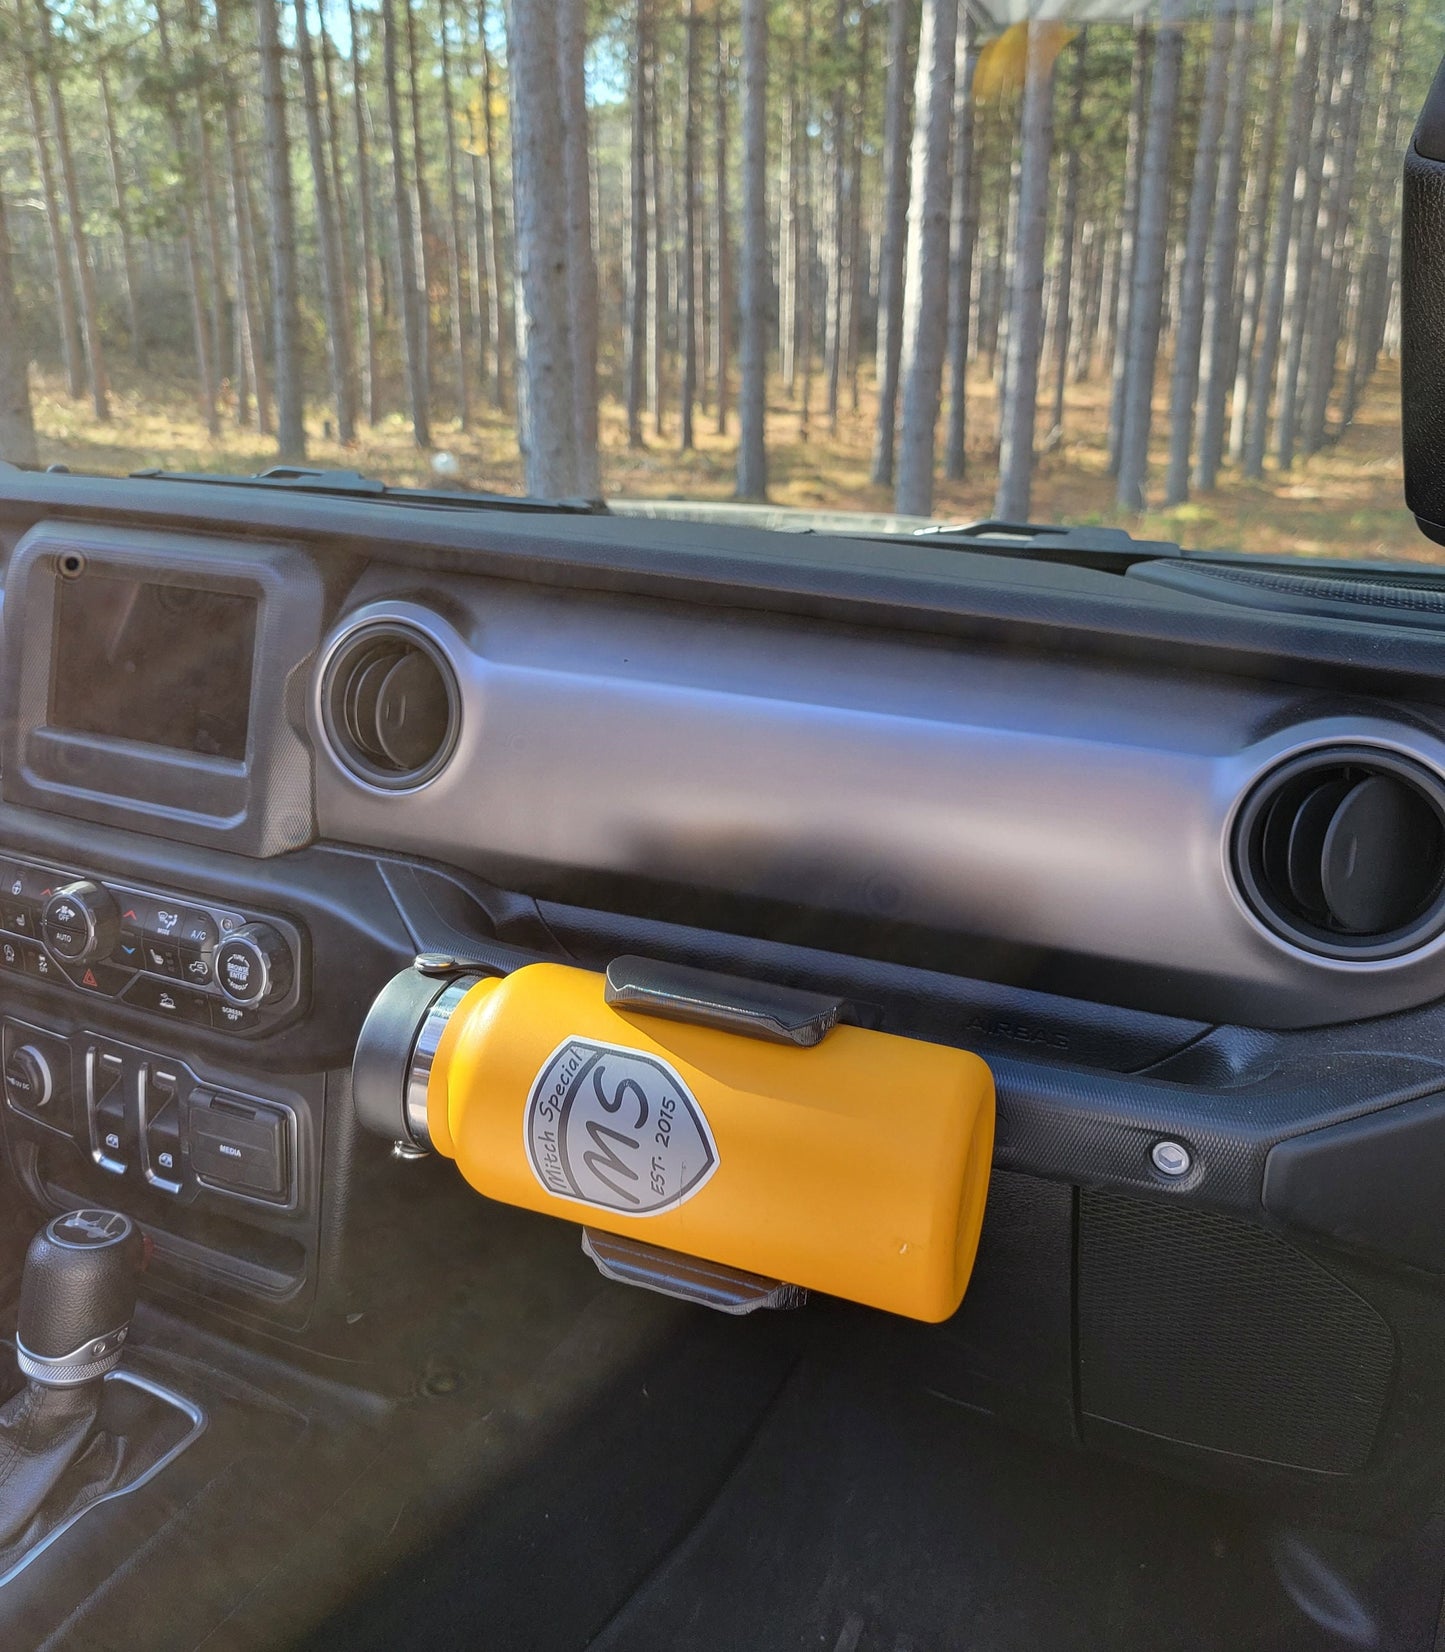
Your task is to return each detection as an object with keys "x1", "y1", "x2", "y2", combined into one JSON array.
[{"x1": 16, "y1": 1210, "x2": 144, "y2": 1386}]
